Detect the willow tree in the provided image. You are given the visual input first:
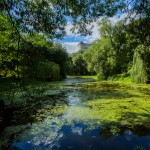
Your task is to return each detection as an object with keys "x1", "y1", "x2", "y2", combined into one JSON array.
[{"x1": 130, "y1": 45, "x2": 150, "y2": 84}]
